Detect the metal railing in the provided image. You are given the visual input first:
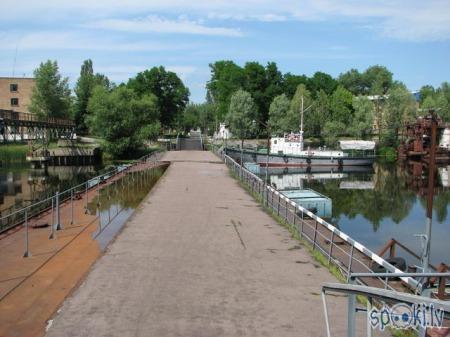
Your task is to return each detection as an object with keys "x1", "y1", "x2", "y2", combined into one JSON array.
[
  {"x1": 0, "y1": 151, "x2": 165, "y2": 255},
  {"x1": 212, "y1": 145, "x2": 422, "y2": 293},
  {"x1": 322, "y1": 279, "x2": 450, "y2": 337},
  {"x1": 0, "y1": 109, "x2": 75, "y2": 127}
]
